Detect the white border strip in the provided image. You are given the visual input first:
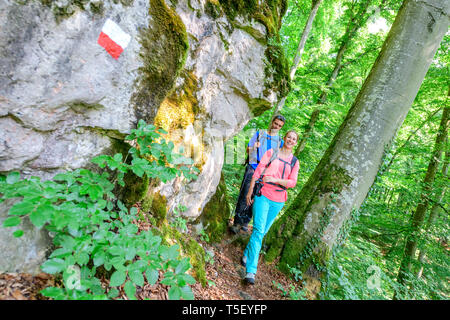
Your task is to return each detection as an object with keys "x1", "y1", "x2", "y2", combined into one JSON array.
[{"x1": 101, "y1": 18, "x2": 131, "y2": 49}]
